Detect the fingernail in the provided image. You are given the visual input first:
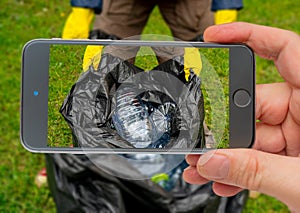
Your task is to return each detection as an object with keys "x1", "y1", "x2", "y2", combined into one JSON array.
[{"x1": 198, "y1": 152, "x2": 230, "y2": 179}]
